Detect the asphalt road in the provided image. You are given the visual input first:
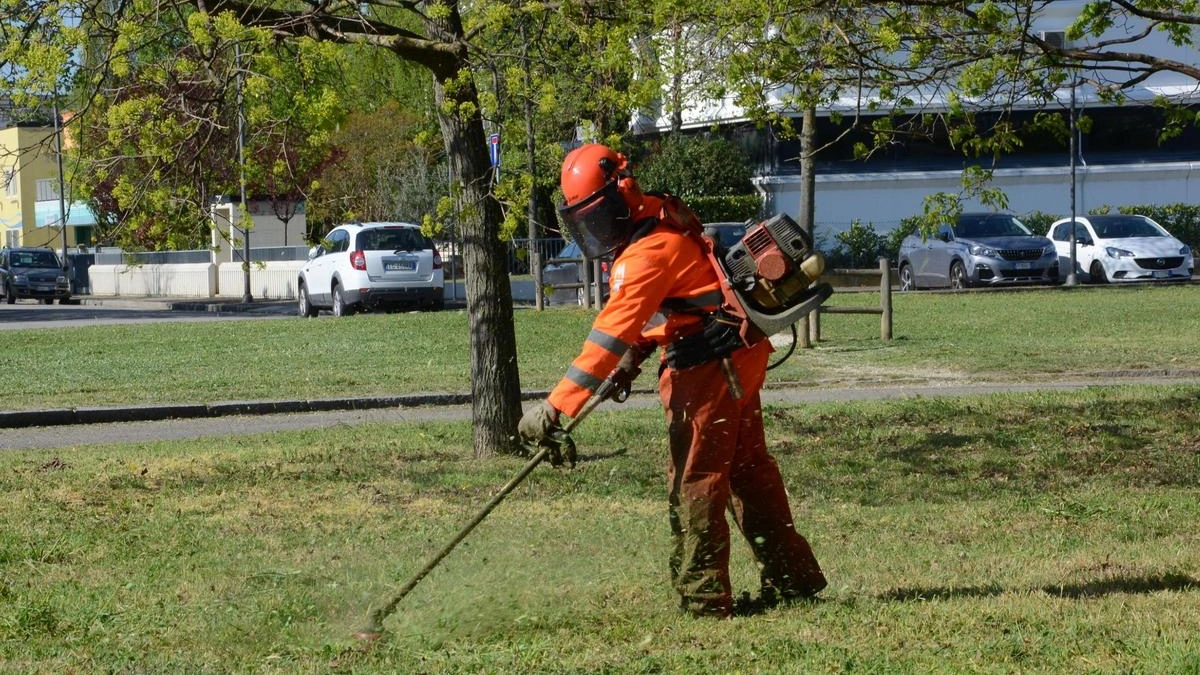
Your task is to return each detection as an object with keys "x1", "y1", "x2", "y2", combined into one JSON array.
[
  {"x1": 6, "y1": 375, "x2": 1199, "y2": 451},
  {"x1": 0, "y1": 297, "x2": 294, "y2": 330}
]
